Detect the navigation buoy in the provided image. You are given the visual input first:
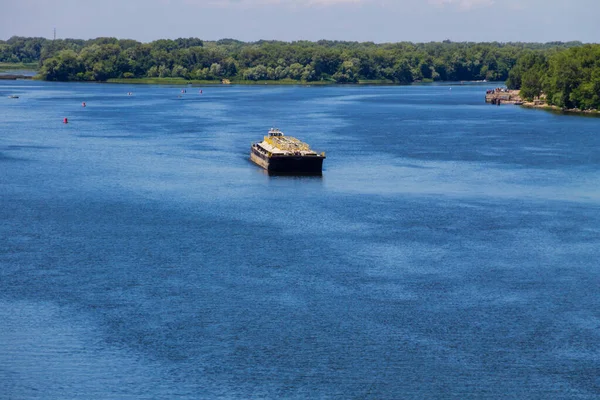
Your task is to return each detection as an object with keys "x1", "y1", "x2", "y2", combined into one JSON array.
[
  {"x1": 82, "y1": 102, "x2": 86, "y2": 107},
  {"x1": 63, "y1": 117, "x2": 68, "y2": 124}
]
